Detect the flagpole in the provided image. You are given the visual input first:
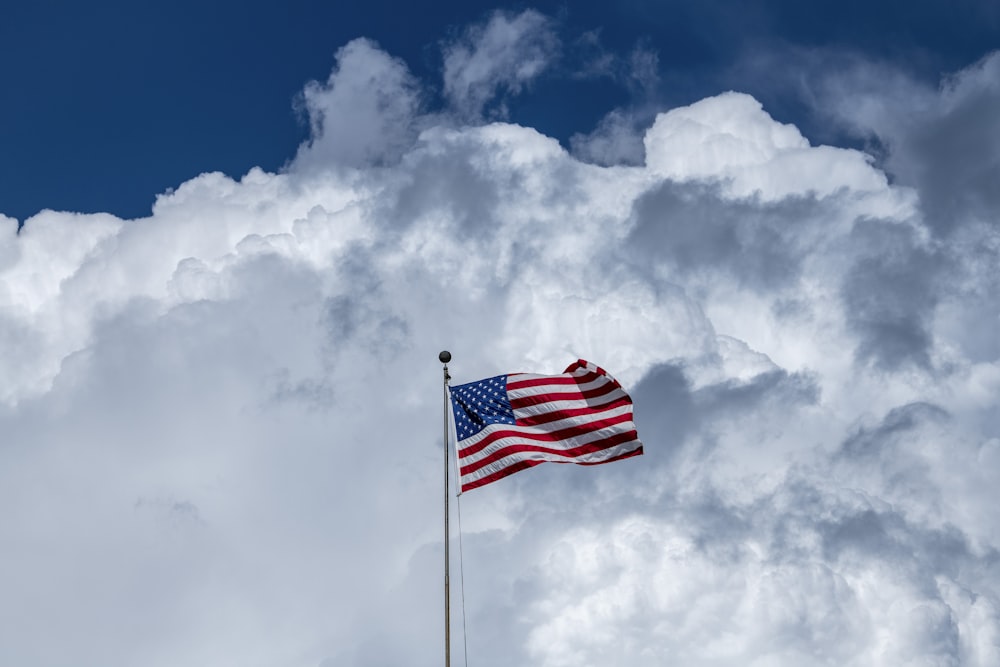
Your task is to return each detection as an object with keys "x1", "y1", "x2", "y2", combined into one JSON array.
[{"x1": 439, "y1": 350, "x2": 452, "y2": 667}]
